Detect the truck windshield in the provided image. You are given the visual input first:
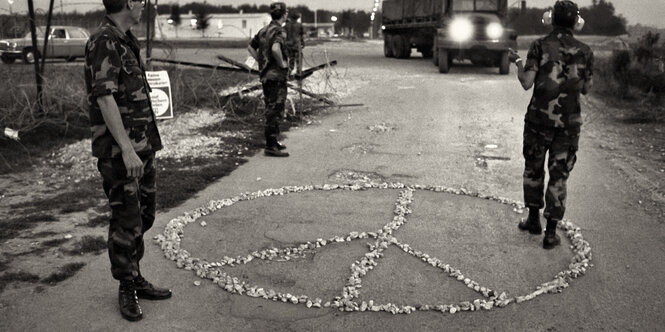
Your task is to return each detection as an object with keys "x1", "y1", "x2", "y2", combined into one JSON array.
[{"x1": 452, "y1": 0, "x2": 499, "y2": 12}]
